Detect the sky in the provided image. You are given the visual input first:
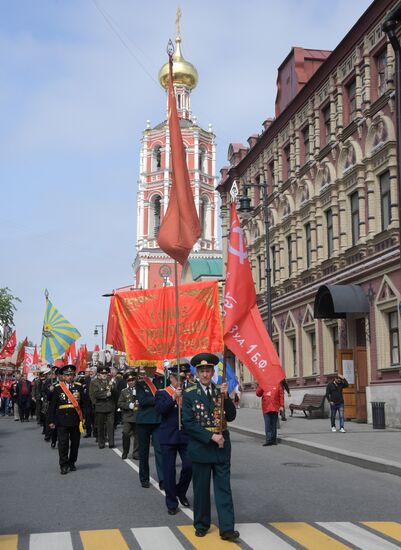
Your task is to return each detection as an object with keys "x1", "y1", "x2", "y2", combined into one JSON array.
[{"x1": 0, "y1": 0, "x2": 373, "y2": 351}]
